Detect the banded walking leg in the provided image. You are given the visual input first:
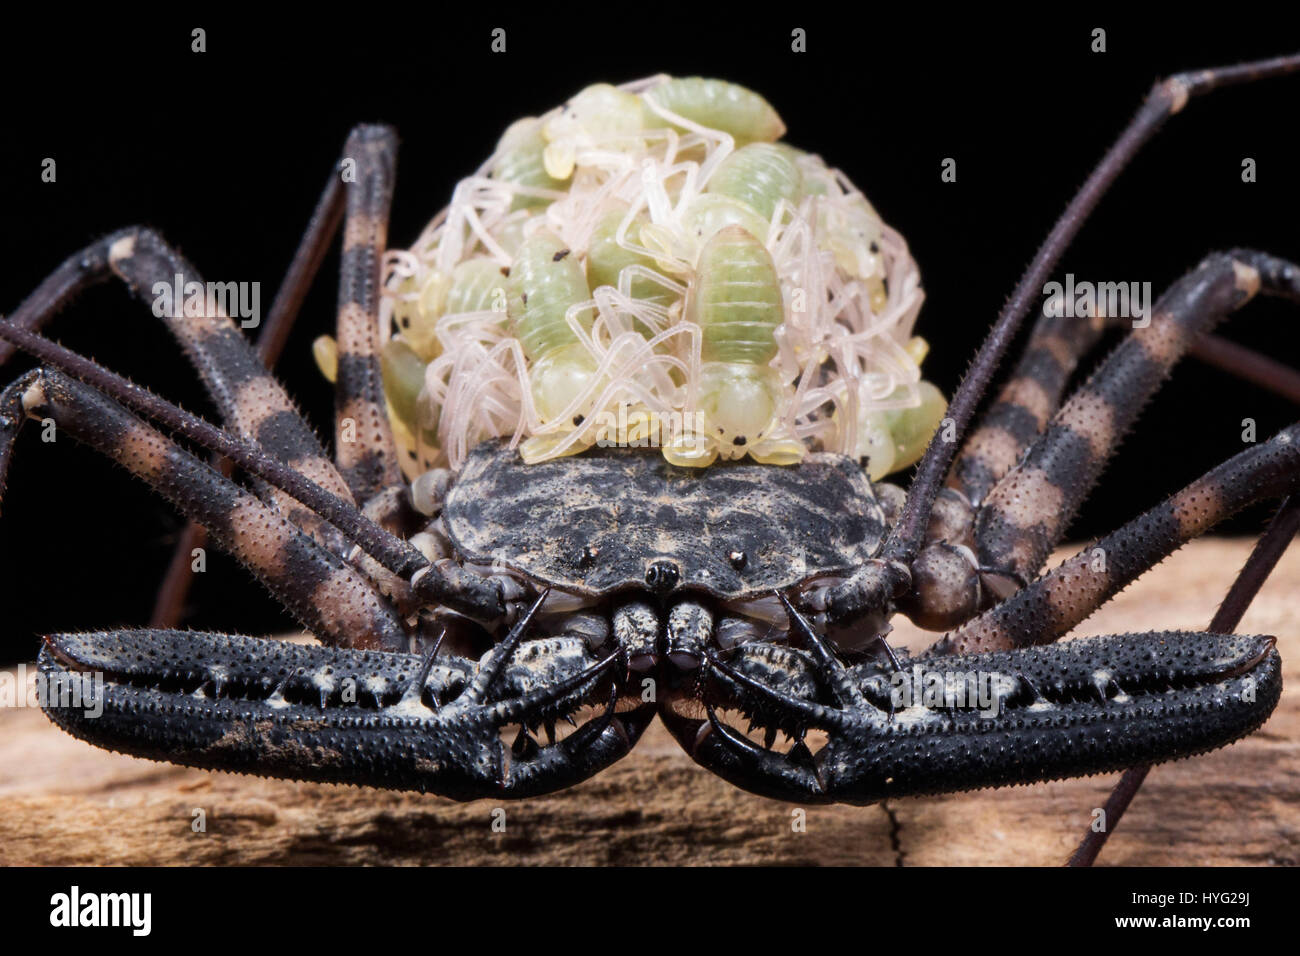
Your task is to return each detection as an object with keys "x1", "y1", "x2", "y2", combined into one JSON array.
[
  {"x1": 1068, "y1": 493, "x2": 1300, "y2": 866},
  {"x1": 947, "y1": 305, "x2": 1107, "y2": 506},
  {"x1": 328, "y1": 124, "x2": 439, "y2": 608},
  {"x1": 897, "y1": 250, "x2": 1300, "y2": 630},
  {"x1": 151, "y1": 159, "x2": 346, "y2": 626},
  {"x1": 827, "y1": 54, "x2": 1300, "y2": 627},
  {"x1": 1, "y1": 226, "x2": 355, "y2": 553},
  {"x1": 333, "y1": 125, "x2": 404, "y2": 503},
  {"x1": 974, "y1": 250, "x2": 1298, "y2": 586},
  {"x1": 928, "y1": 420, "x2": 1300, "y2": 656},
  {"x1": 0, "y1": 320, "x2": 508, "y2": 619},
  {"x1": 949, "y1": 288, "x2": 1300, "y2": 513},
  {"x1": 897, "y1": 306, "x2": 1105, "y2": 628},
  {"x1": 0, "y1": 367, "x2": 411, "y2": 651}
]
